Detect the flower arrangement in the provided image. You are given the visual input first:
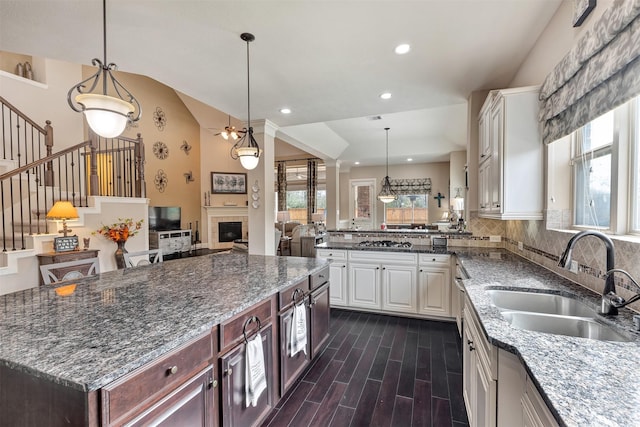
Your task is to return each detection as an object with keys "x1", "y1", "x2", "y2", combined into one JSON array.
[{"x1": 95, "y1": 218, "x2": 144, "y2": 243}]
